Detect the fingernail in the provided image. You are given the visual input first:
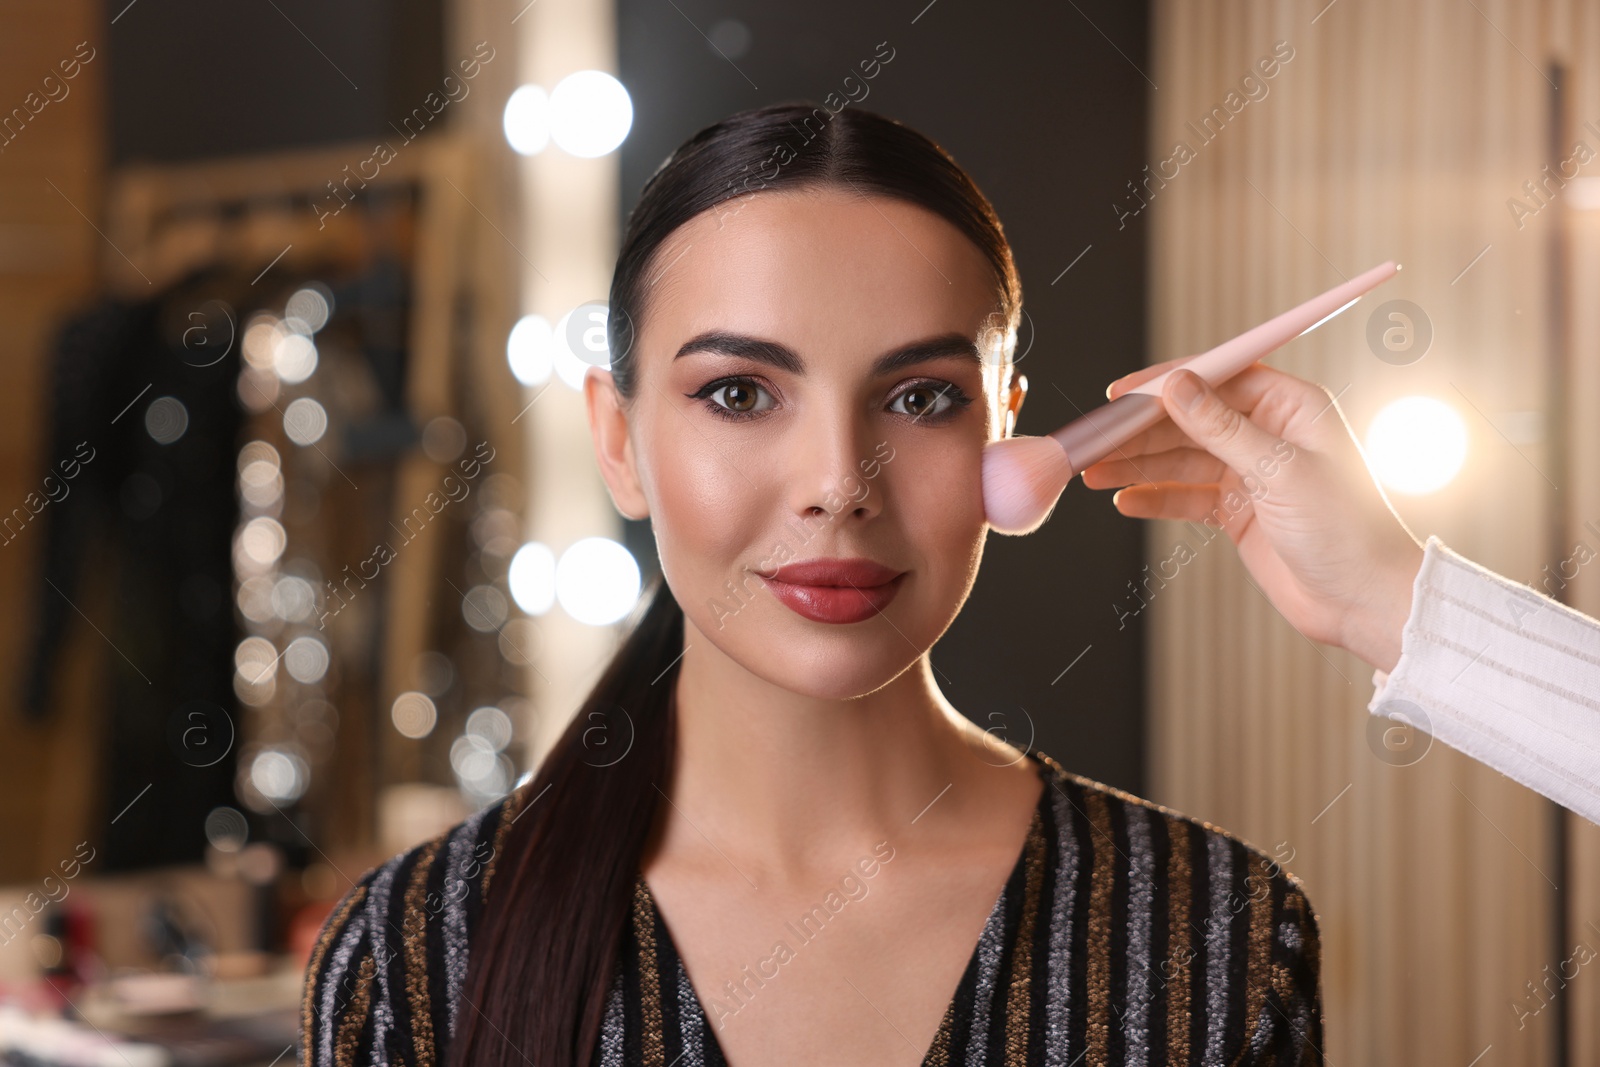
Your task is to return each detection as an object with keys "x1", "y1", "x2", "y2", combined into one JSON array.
[{"x1": 1169, "y1": 371, "x2": 1204, "y2": 411}]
